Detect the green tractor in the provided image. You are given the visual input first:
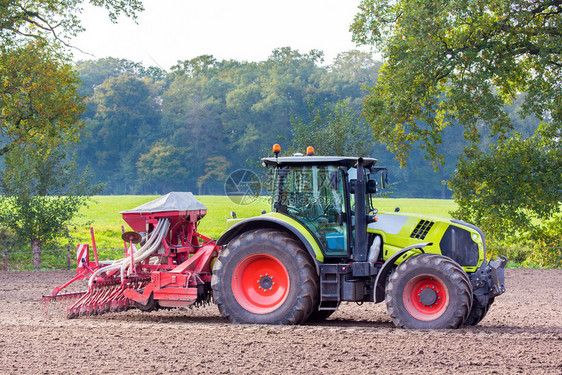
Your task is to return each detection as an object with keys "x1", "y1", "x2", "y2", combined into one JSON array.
[{"x1": 212, "y1": 146, "x2": 506, "y2": 328}]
